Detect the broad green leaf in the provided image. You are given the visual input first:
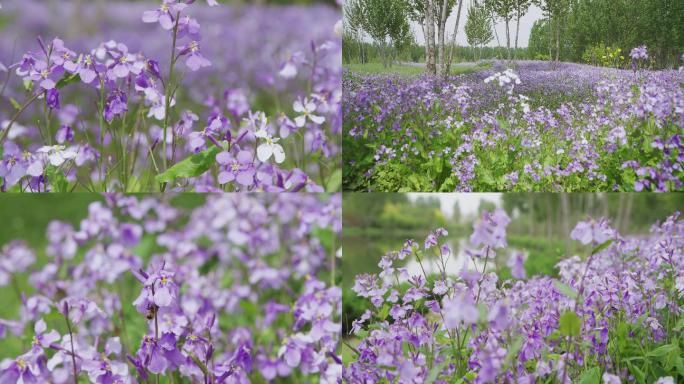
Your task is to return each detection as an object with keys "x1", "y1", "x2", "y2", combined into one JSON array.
[
  {"x1": 46, "y1": 165, "x2": 69, "y2": 192},
  {"x1": 378, "y1": 304, "x2": 390, "y2": 321},
  {"x1": 591, "y1": 239, "x2": 613, "y2": 255},
  {"x1": 559, "y1": 310, "x2": 581, "y2": 337},
  {"x1": 155, "y1": 146, "x2": 221, "y2": 183},
  {"x1": 312, "y1": 226, "x2": 335, "y2": 251},
  {"x1": 578, "y1": 367, "x2": 600, "y2": 384},
  {"x1": 56, "y1": 73, "x2": 81, "y2": 89},
  {"x1": 646, "y1": 343, "x2": 678, "y2": 358},
  {"x1": 326, "y1": 169, "x2": 342, "y2": 192},
  {"x1": 553, "y1": 280, "x2": 578, "y2": 299},
  {"x1": 424, "y1": 360, "x2": 449, "y2": 384},
  {"x1": 199, "y1": 256, "x2": 219, "y2": 275}
]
